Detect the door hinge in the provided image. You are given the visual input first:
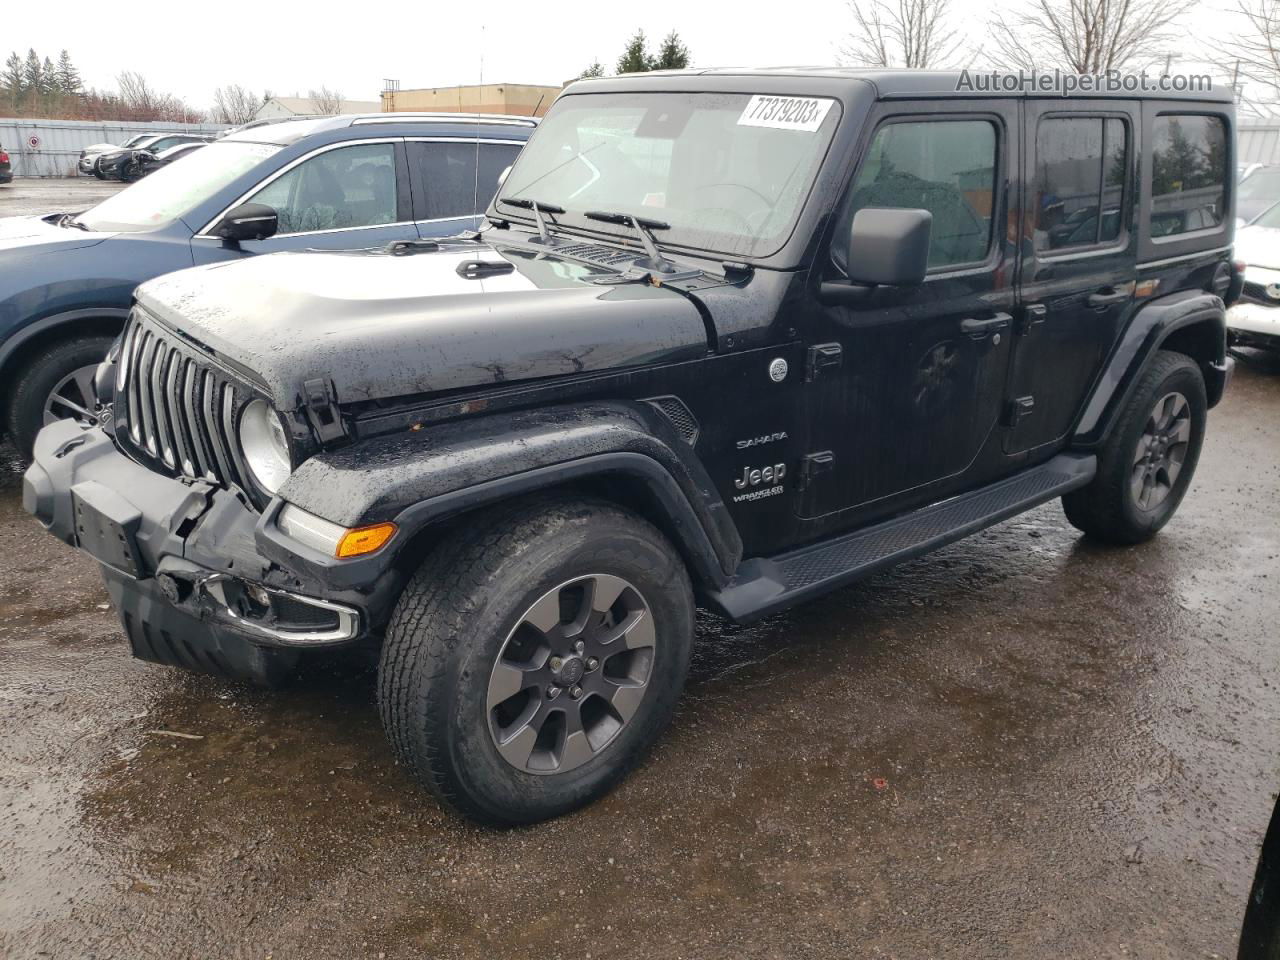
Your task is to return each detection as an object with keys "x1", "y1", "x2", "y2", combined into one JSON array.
[
  {"x1": 303, "y1": 377, "x2": 347, "y2": 444},
  {"x1": 1017, "y1": 303, "x2": 1047, "y2": 336},
  {"x1": 805, "y1": 343, "x2": 843, "y2": 381},
  {"x1": 798, "y1": 451, "x2": 834, "y2": 489},
  {"x1": 1004, "y1": 396, "x2": 1035, "y2": 426}
]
